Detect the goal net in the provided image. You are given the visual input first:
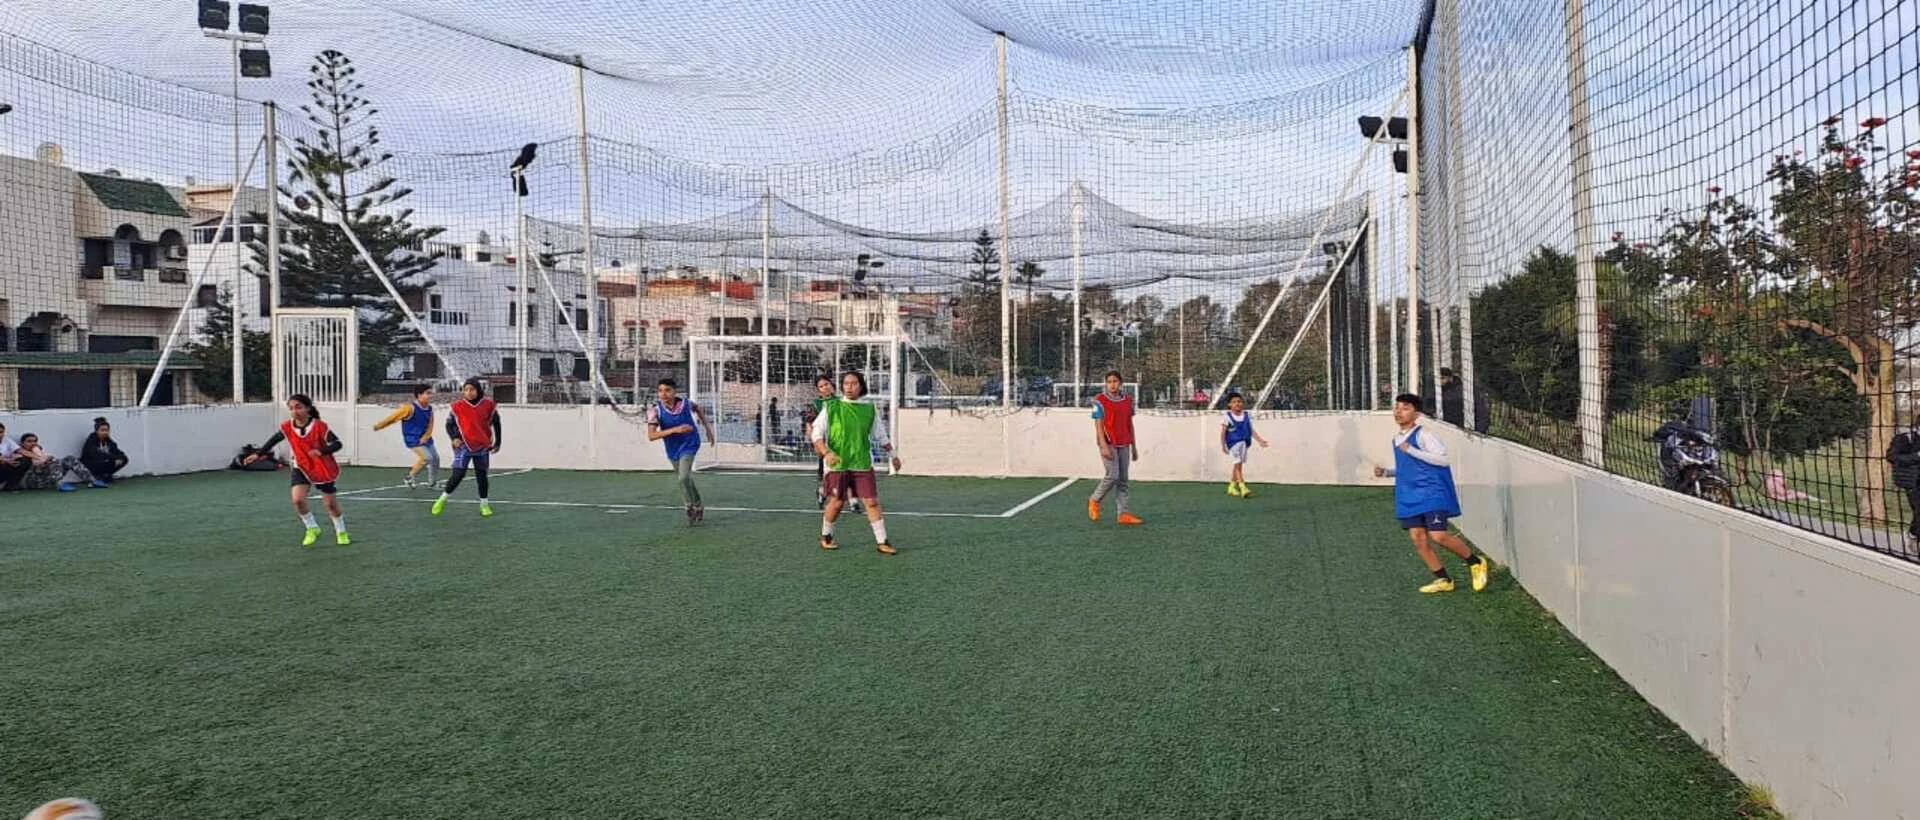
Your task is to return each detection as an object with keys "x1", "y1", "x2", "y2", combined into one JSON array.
[{"x1": 687, "y1": 335, "x2": 901, "y2": 471}]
